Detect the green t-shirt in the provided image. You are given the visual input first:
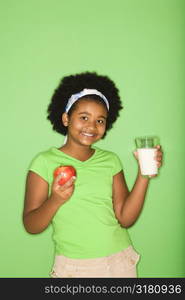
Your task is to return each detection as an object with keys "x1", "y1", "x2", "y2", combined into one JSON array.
[{"x1": 29, "y1": 146, "x2": 132, "y2": 258}]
